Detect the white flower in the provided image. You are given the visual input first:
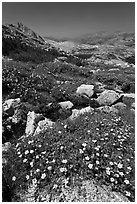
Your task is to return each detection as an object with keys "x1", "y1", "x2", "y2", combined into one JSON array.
[
  {"x1": 30, "y1": 162, "x2": 33, "y2": 167},
  {"x1": 87, "y1": 130, "x2": 91, "y2": 133},
  {"x1": 25, "y1": 150, "x2": 29, "y2": 155},
  {"x1": 26, "y1": 175, "x2": 29, "y2": 180},
  {"x1": 115, "y1": 173, "x2": 119, "y2": 178},
  {"x1": 96, "y1": 160, "x2": 99, "y2": 165},
  {"x1": 17, "y1": 151, "x2": 21, "y2": 155},
  {"x1": 110, "y1": 161, "x2": 113, "y2": 165},
  {"x1": 106, "y1": 170, "x2": 110, "y2": 175},
  {"x1": 60, "y1": 167, "x2": 67, "y2": 172},
  {"x1": 28, "y1": 140, "x2": 33, "y2": 144},
  {"x1": 47, "y1": 166, "x2": 52, "y2": 170},
  {"x1": 41, "y1": 151, "x2": 46, "y2": 154},
  {"x1": 127, "y1": 166, "x2": 132, "y2": 171},
  {"x1": 124, "y1": 179, "x2": 129, "y2": 184},
  {"x1": 82, "y1": 143, "x2": 87, "y2": 147},
  {"x1": 36, "y1": 169, "x2": 40, "y2": 173},
  {"x1": 23, "y1": 159, "x2": 27, "y2": 163},
  {"x1": 30, "y1": 150, "x2": 34, "y2": 154},
  {"x1": 32, "y1": 178, "x2": 37, "y2": 184},
  {"x1": 36, "y1": 155, "x2": 39, "y2": 159},
  {"x1": 12, "y1": 176, "x2": 16, "y2": 181},
  {"x1": 125, "y1": 191, "x2": 131, "y2": 197},
  {"x1": 52, "y1": 159, "x2": 56, "y2": 163},
  {"x1": 117, "y1": 163, "x2": 123, "y2": 169},
  {"x1": 79, "y1": 149, "x2": 84, "y2": 154},
  {"x1": 53, "y1": 184, "x2": 58, "y2": 189},
  {"x1": 64, "y1": 125, "x2": 67, "y2": 129},
  {"x1": 38, "y1": 144, "x2": 42, "y2": 148},
  {"x1": 88, "y1": 164, "x2": 93, "y2": 169},
  {"x1": 41, "y1": 173, "x2": 46, "y2": 179},
  {"x1": 92, "y1": 140, "x2": 97, "y2": 143},
  {"x1": 119, "y1": 171, "x2": 124, "y2": 176},
  {"x1": 60, "y1": 146, "x2": 64, "y2": 150},
  {"x1": 96, "y1": 153, "x2": 100, "y2": 156},
  {"x1": 110, "y1": 177, "x2": 115, "y2": 182},
  {"x1": 62, "y1": 159, "x2": 67, "y2": 164},
  {"x1": 85, "y1": 156, "x2": 90, "y2": 161},
  {"x1": 58, "y1": 131, "x2": 62, "y2": 134},
  {"x1": 104, "y1": 154, "x2": 109, "y2": 157},
  {"x1": 18, "y1": 154, "x2": 22, "y2": 158}
]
